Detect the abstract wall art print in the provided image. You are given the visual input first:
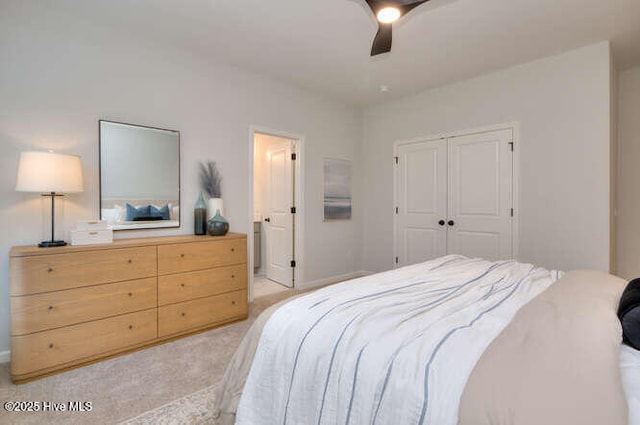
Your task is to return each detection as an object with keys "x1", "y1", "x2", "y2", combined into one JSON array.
[{"x1": 323, "y1": 158, "x2": 351, "y2": 220}]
